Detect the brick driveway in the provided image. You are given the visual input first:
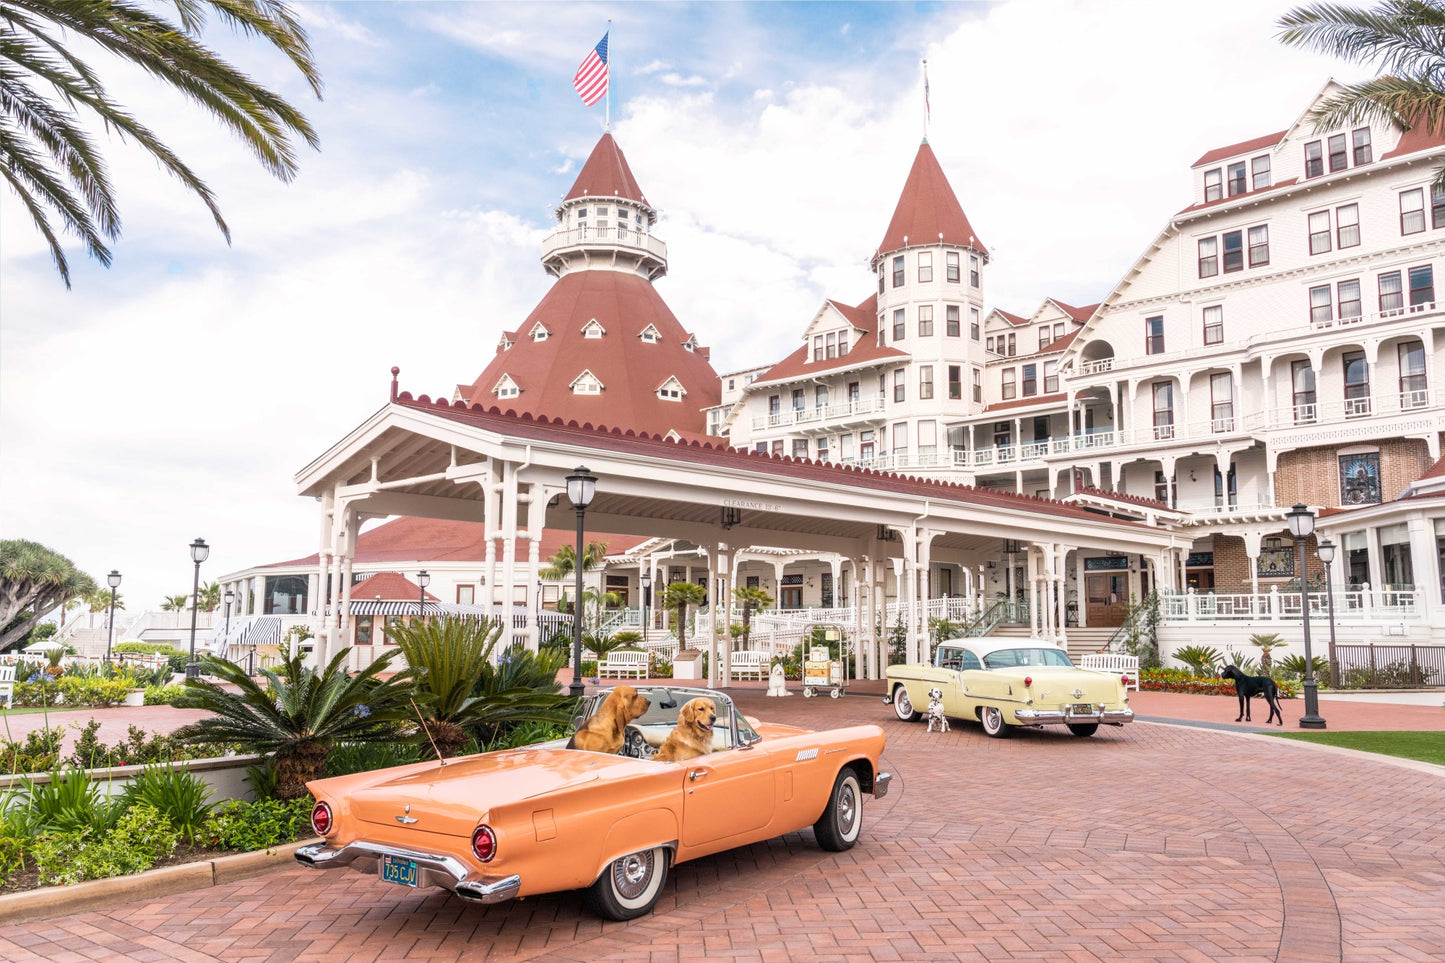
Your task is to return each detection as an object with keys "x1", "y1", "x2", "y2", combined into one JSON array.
[{"x1": 6, "y1": 691, "x2": 1444, "y2": 962}]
